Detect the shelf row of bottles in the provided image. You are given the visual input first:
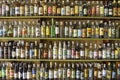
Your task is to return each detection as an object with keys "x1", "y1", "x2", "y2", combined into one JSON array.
[
  {"x1": 0, "y1": 20, "x2": 120, "y2": 38},
  {"x1": 0, "y1": 40, "x2": 120, "y2": 59},
  {"x1": 0, "y1": 62, "x2": 120, "y2": 80},
  {"x1": 0, "y1": 0, "x2": 120, "y2": 17}
]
